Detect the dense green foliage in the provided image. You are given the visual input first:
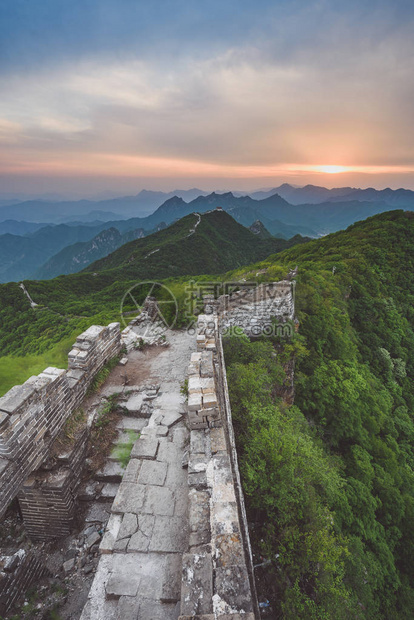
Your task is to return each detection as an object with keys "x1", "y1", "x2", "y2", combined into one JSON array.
[
  {"x1": 83, "y1": 209, "x2": 302, "y2": 277},
  {"x1": 224, "y1": 210, "x2": 414, "y2": 618},
  {"x1": 1, "y1": 207, "x2": 413, "y2": 618},
  {"x1": 0, "y1": 210, "x2": 305, "y2": 392}
]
